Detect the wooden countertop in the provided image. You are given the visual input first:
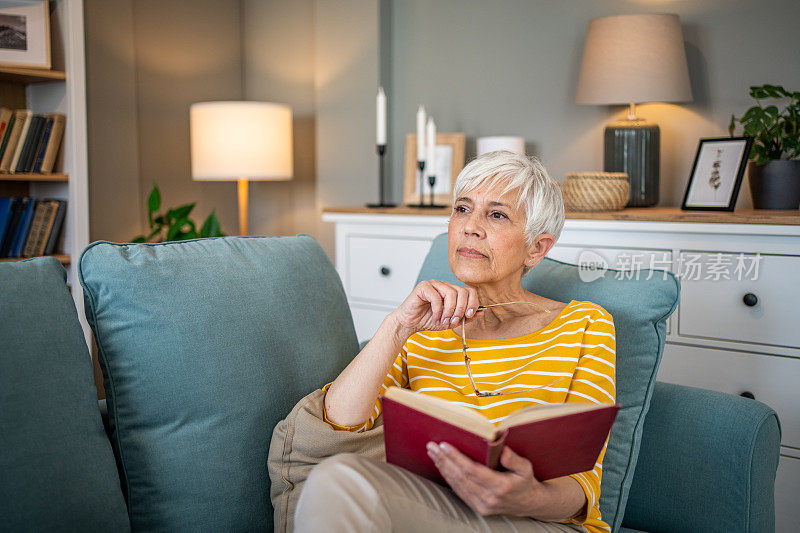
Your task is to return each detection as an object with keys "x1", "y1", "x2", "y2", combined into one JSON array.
[{"x1": 323, "y1": 206, "x2": 800, "y2": 225}]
